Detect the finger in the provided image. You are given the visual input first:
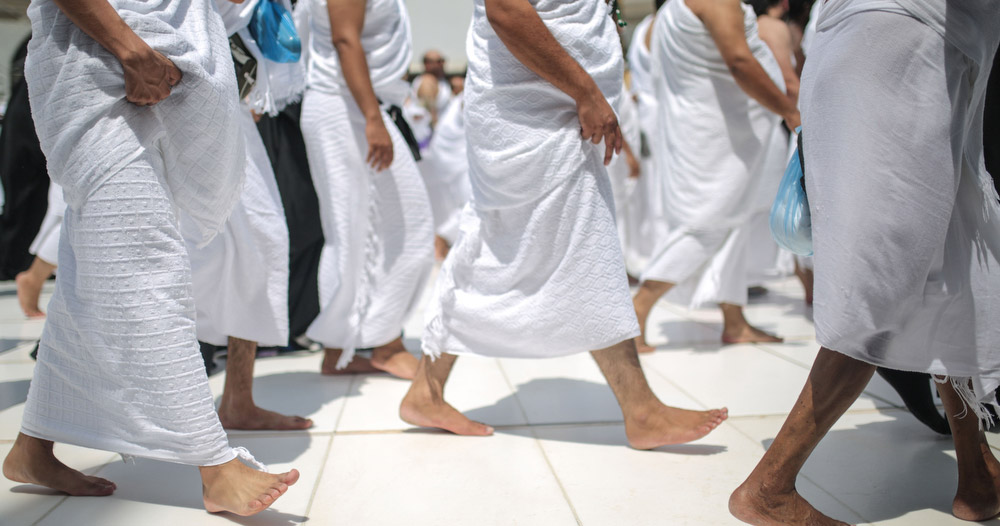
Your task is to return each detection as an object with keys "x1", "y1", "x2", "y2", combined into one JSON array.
[
  {"x1": 366, "y1": 146, "x2": 376, "y2": 167},
  {"x1": 603, "y1": 133, "x2": 614, "y2": 166},
  {"x1": 614, "y1": 124, "x2": 623, "y2": 155},
  {"x1": 591, "y1": 129, "x2": 602, "y2": 145}
]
